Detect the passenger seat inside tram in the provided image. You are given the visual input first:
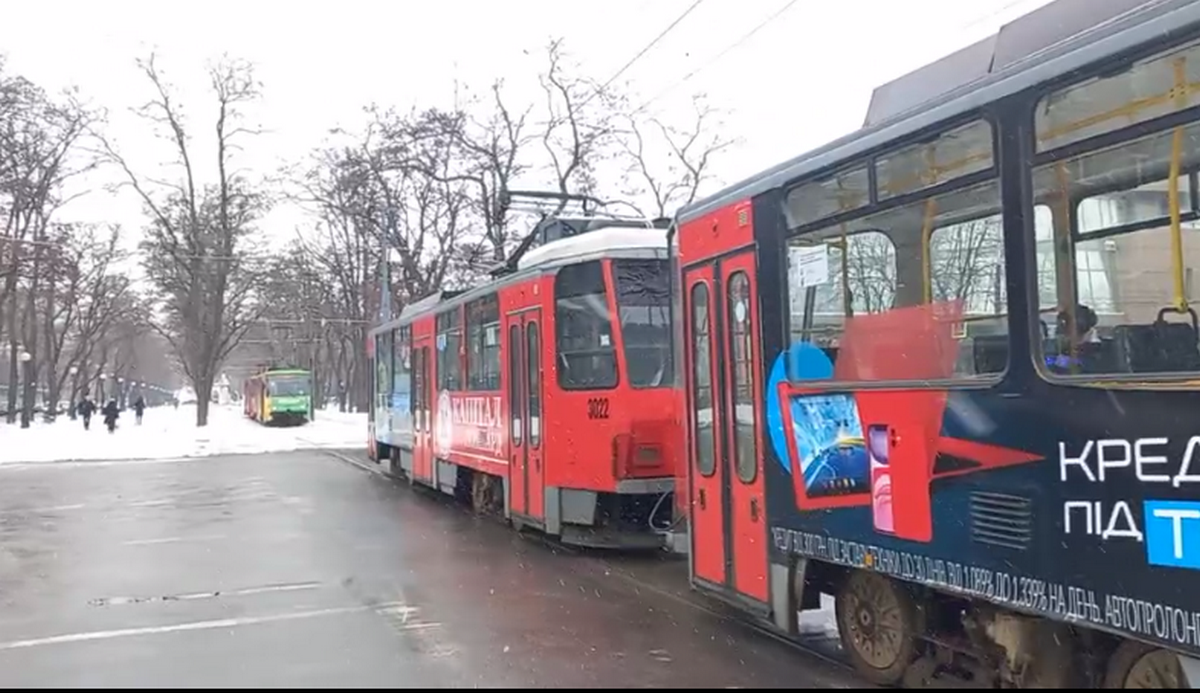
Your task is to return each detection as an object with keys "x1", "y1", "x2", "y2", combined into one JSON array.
[
  {"x1": 1045, "y1": 304, "x2": 1200, "y2": 375},
  {"x1": 1110, "y1": 307, "x2": 1200, "y2": 374}
]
